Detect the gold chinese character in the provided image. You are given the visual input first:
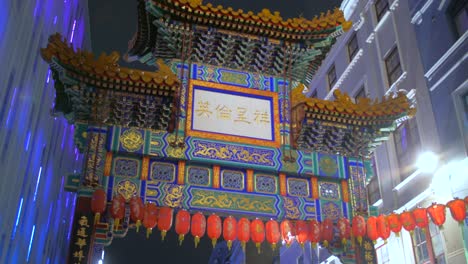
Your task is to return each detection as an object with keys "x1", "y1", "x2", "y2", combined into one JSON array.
[
  {"x1": 195, "y1": 101, "x2": 212, "y2": 117},
  {"x1": 78, "y1": 216, "x2": 89, "y2": 227},
  {"x1": 234, "y1": 107, "x2": 251, "y2": 124},
  {"x1": 253, "y1": 110, "x2": 270, "y2": 124},
  {"x1": 364, "y1": 252, "x2": 374, "y2": 261},
  {"x1": 364, "y1": 241, "x2": 373, "y2": 250},
  {"x1": 75, "y1": 238, "x2": 87, "y2": 249},
  {"x1": 76, "y1": 227, "x2": 88, "y2": 238},
  {"x1": 215, "y1": 104, "x2": 232, "y2": 120},
  {"x1": 73, "y1": 250, "x2": 85, "y2": 262}
]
